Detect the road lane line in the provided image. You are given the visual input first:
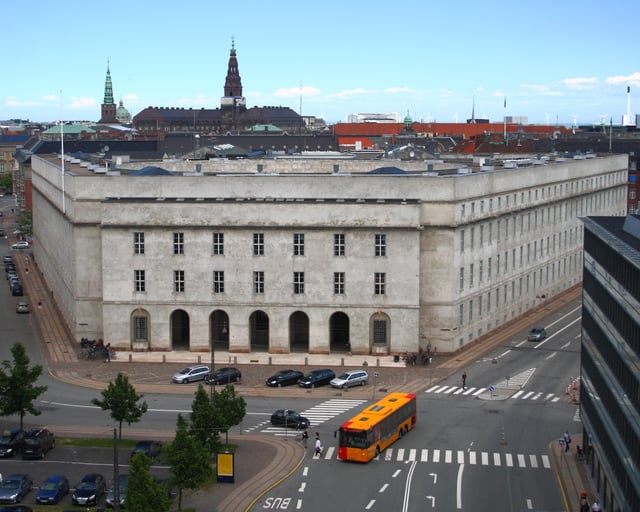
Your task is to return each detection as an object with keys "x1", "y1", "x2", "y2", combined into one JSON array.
[{"x1": 456, "y1": 463, "x2": 465, "y2": 509}]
